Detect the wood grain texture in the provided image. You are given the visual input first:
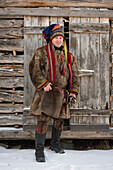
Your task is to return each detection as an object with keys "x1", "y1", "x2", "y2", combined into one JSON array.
[
  {"x1": 1, "y1": 0, "x2": 113, "y2": 9},
  {"x1": 1, "y1": 130, "x2": 113, "y2": 140},
  {"x1": 0, "y1": 8, "x2": 113, "y2": 18},
  {"x1": 0, "y1": 39, "x2": 24, "y2": 51},
  {"x1": 69, "y1": 17, "x2": 109, "y2": 110}
]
